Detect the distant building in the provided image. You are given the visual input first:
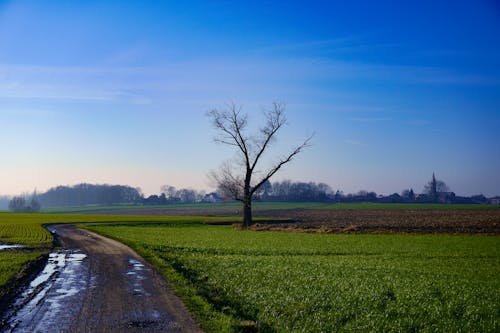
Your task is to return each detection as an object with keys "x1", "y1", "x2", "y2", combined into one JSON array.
[
  {"x1": 437, "y1": 192, "x2": 455, "y2": 204},
  {"x1": 202, "y1": 192, "x2": 222, "y2": 203},
  {"x1": 489, "y1": 197, "x2": 500, "y2": 205}
]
